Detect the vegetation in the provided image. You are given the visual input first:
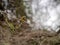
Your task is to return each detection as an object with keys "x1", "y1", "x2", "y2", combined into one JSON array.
[{"x1": 0, "y1": 0, "x2": 60, "y2": 45}]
